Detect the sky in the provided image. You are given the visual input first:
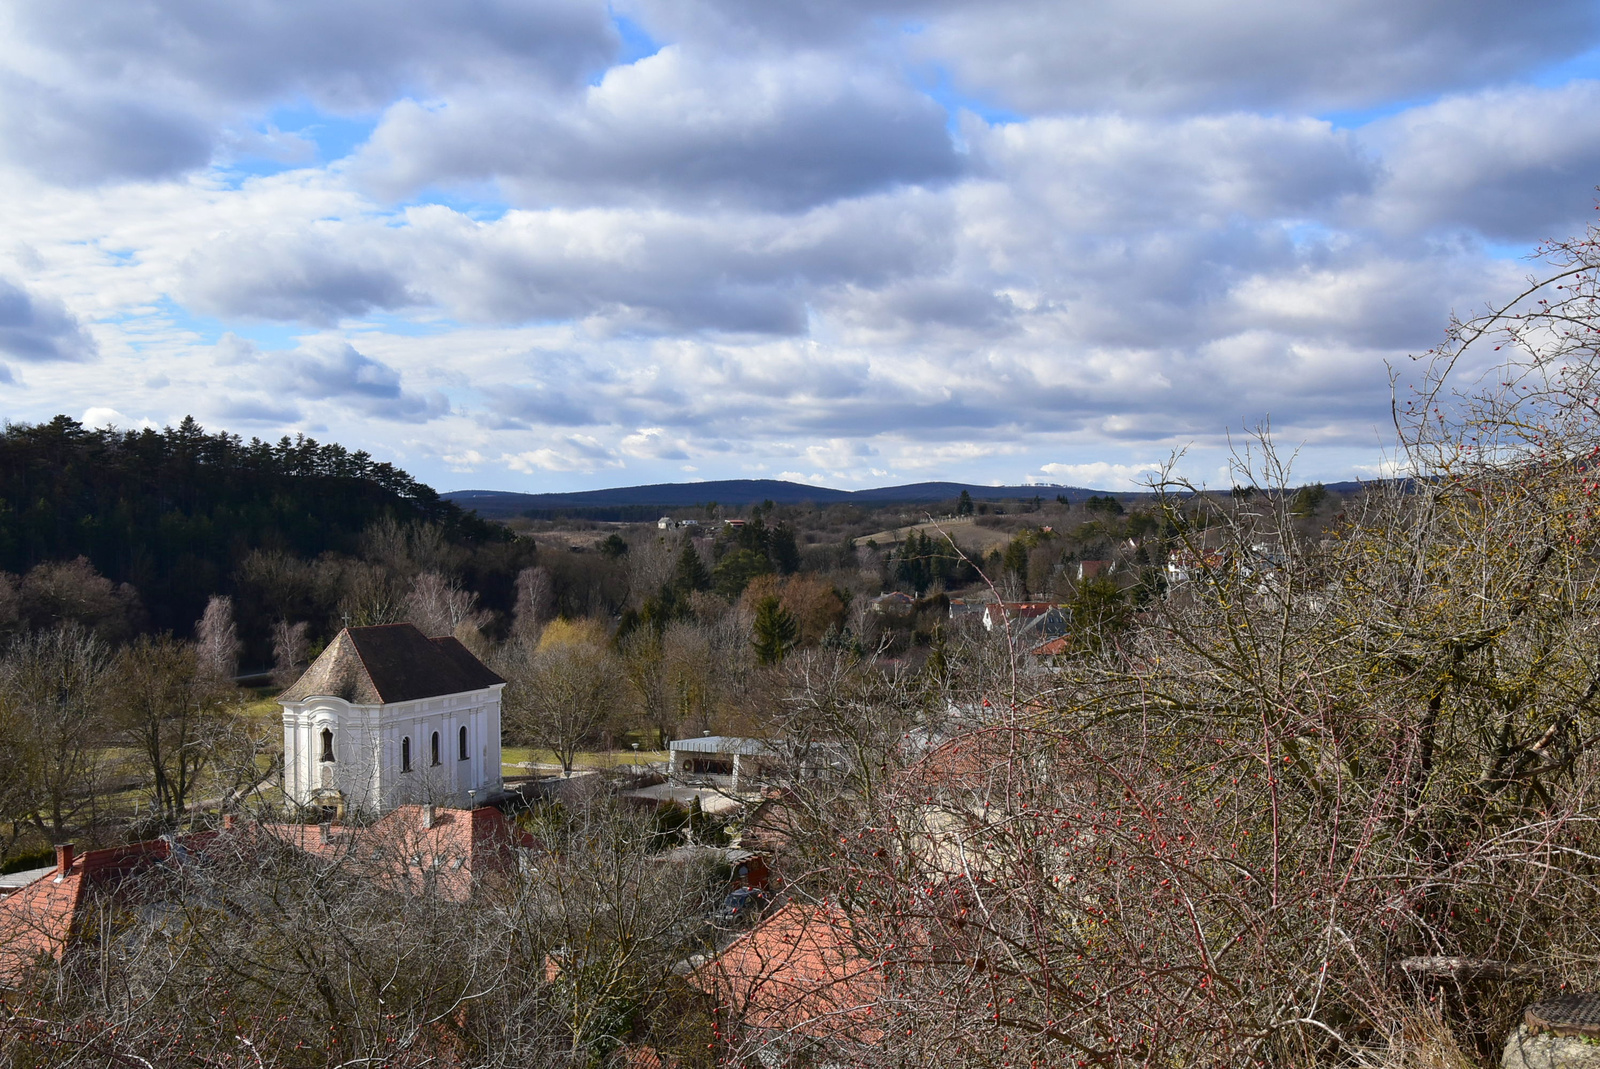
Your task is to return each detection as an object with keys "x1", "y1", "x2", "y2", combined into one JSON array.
[{"x1": 1, "y1": 1, "x2": 1599, "y2": 494}]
